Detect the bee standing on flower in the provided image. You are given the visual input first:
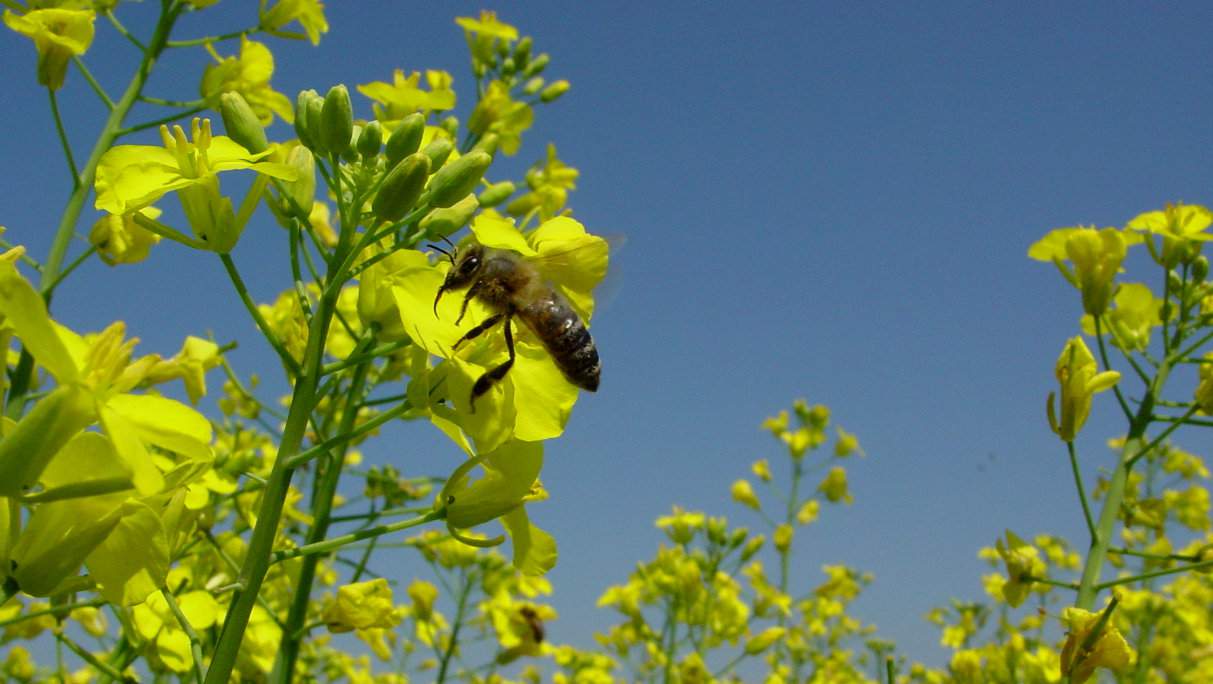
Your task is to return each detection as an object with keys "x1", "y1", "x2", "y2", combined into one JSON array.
[{"x1": 433, "y1": 238, "x2": 601, "y2": 407}]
